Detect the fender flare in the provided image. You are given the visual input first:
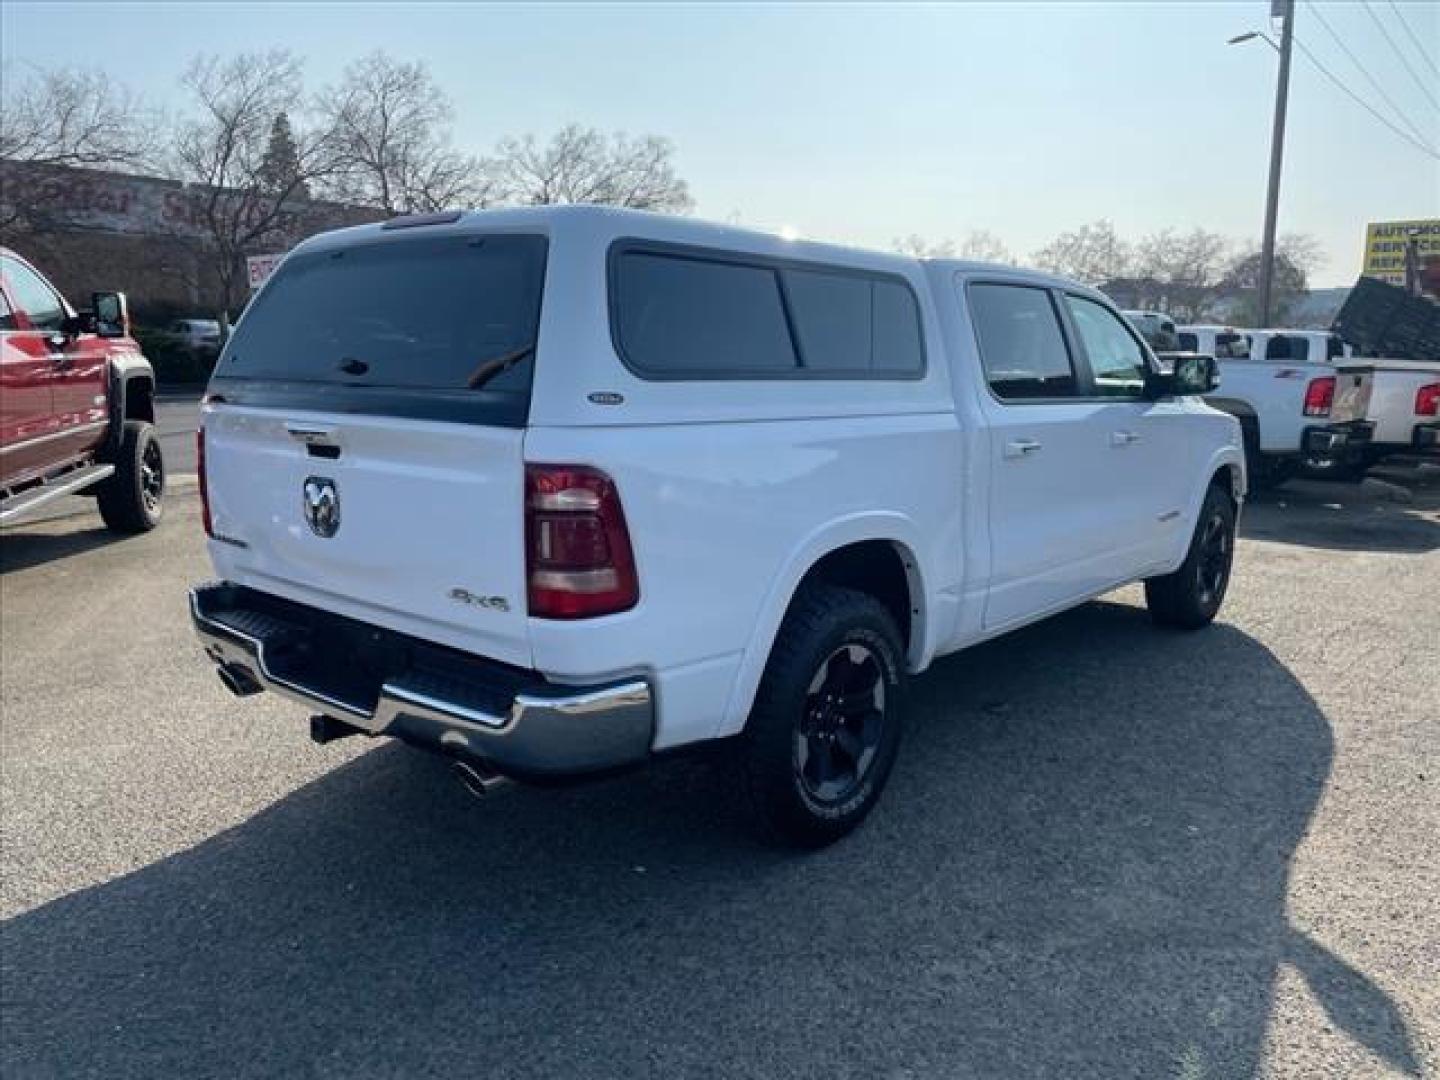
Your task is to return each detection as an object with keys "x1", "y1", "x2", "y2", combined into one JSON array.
[
  {"x1": 1207, "y1": 397, "x2": 1260, "y2": 457},
  {"x1": 713, "y1": 512, "x2": 932, "y2": 740},
  {"x1": 1193, "y1": 443, "x2": 1247, "y2": 520},
  {"x1": 103, "y1": 353, "x2": 156, "y2": 460},
  {"x1": 1158, "y1": 443, "x2": 1245, "y2": 575}
]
